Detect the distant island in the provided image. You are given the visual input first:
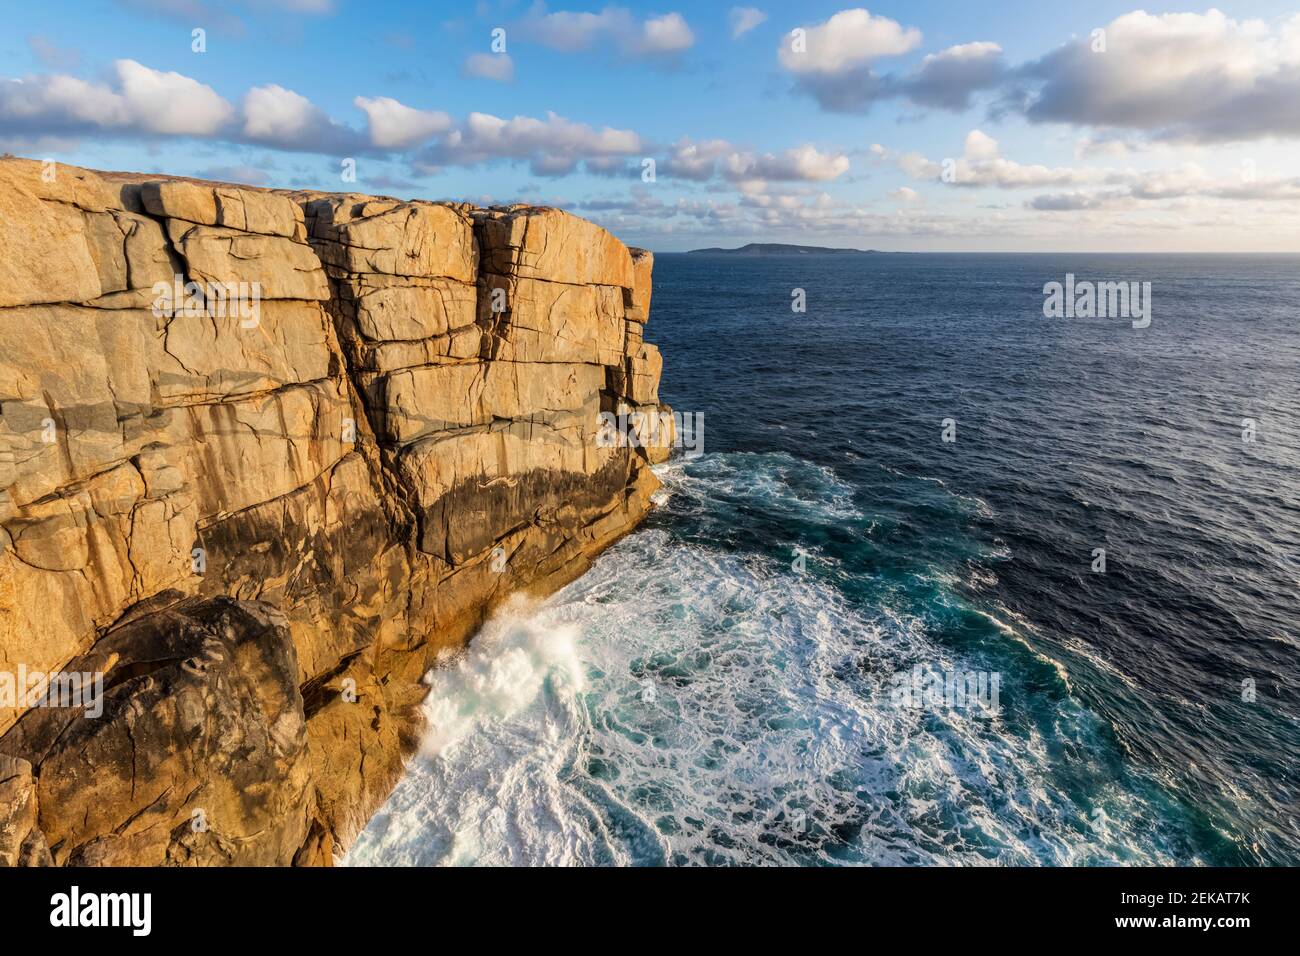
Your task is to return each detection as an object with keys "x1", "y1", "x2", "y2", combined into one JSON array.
[{"x1": 685, "y1": 243, "x2": 881, "y2": 255}]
